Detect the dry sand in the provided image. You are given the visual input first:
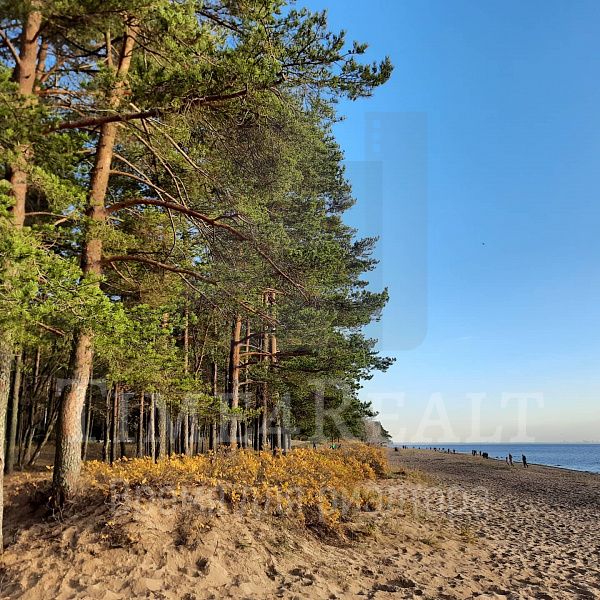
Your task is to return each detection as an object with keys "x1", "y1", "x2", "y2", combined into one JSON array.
[{"x1": 1, "y1": 448, "x2": 599, "y2": 600}]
